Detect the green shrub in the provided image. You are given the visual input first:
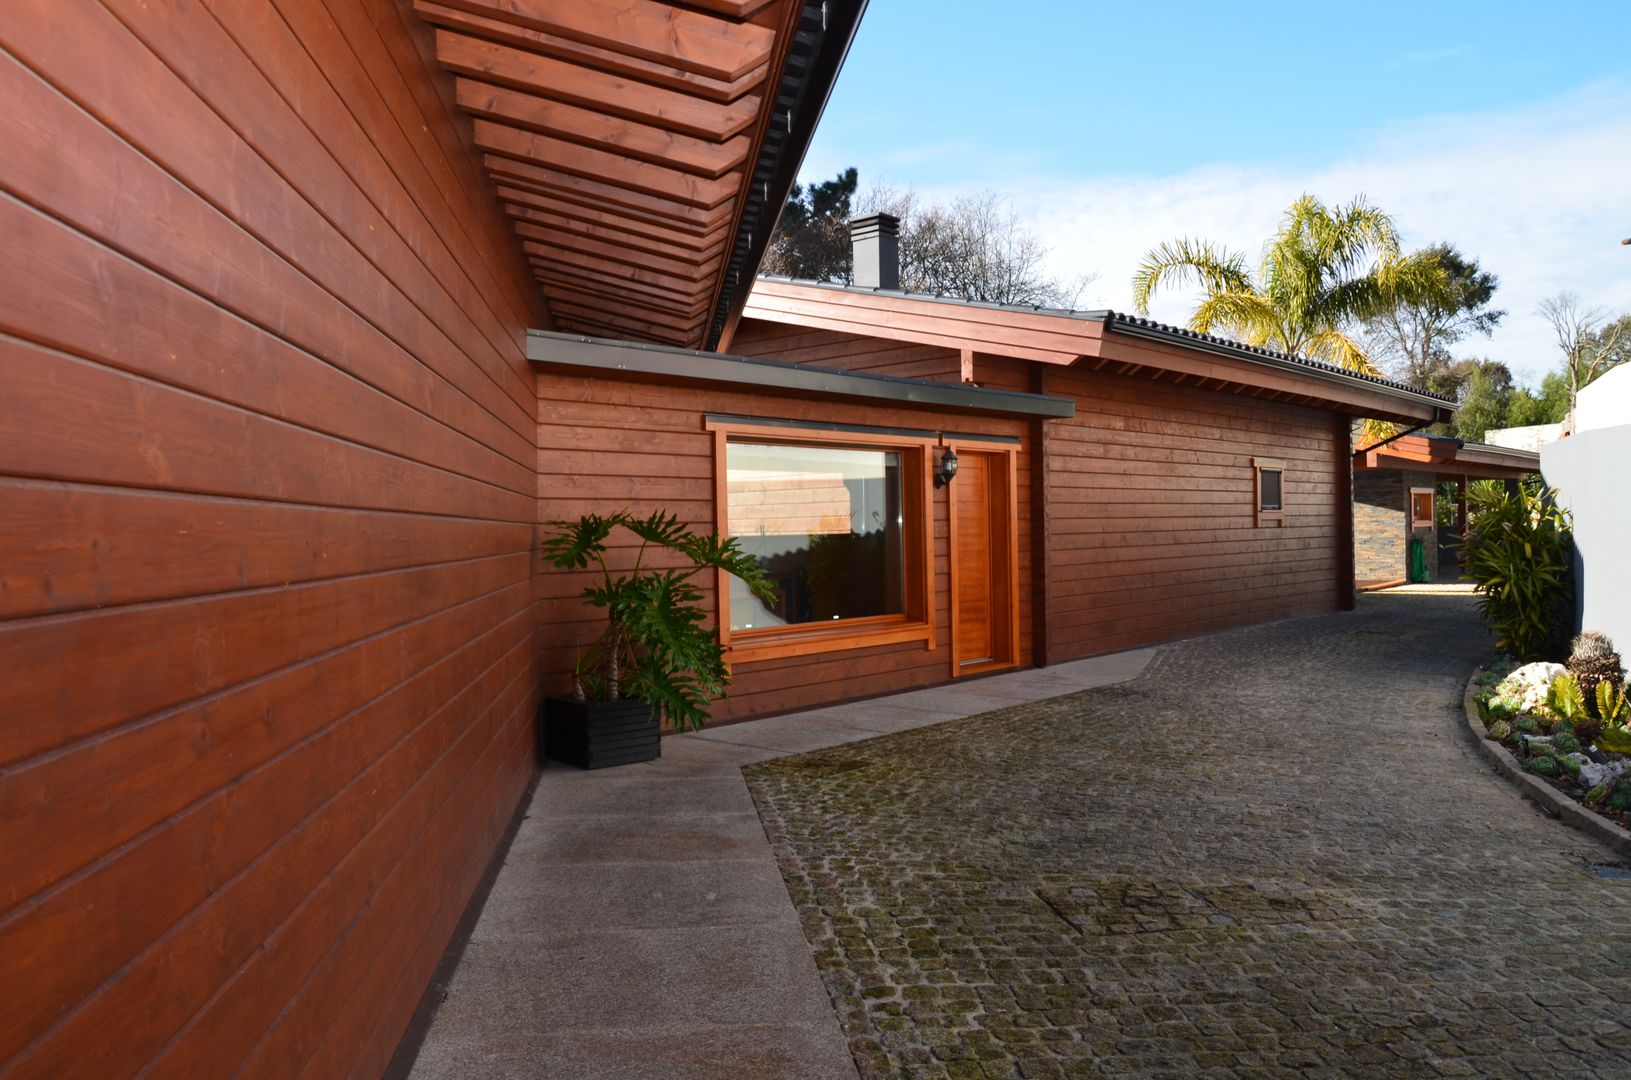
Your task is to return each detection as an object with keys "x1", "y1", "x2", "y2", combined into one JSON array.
[{"x1": 1458, "y1": 487, "x2": 1573, "y2": 661}]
